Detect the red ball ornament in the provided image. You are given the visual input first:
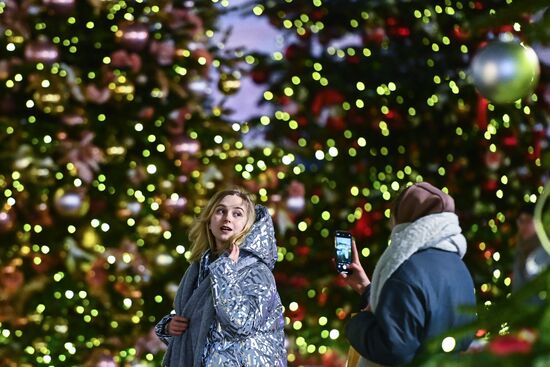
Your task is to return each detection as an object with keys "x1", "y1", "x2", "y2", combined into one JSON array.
[
  {"x1": 116, "y1": 23, "x2": 150, "y2": 51},
  {"x1": 0, "y1": 266, "x2": 24, "y2": 297},
  {"x1": 0, "y1": 209, "x2": 16, "y2": 233},
  {"x1": 484, "y1": 151, "x2": 503, "y2": 171},
  {"x1": 250, "y1": 67, "x2": 269, "y2": 84},
  {"x1": 24, "y1": 39, "x2": 59, "y2": 64}
]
